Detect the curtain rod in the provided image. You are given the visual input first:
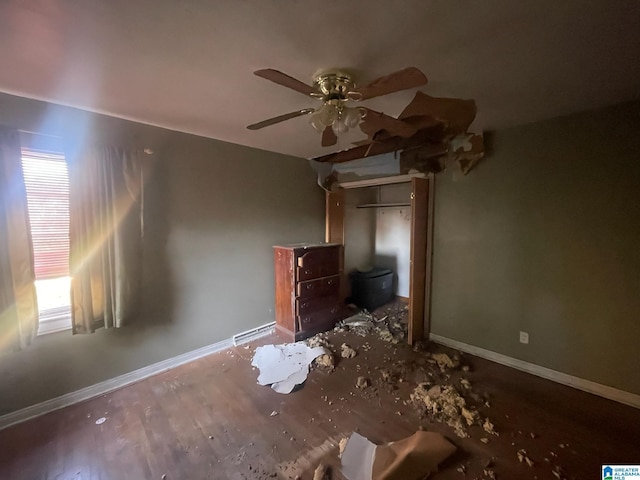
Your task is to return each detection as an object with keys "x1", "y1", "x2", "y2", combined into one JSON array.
[
  {"x1": 18, "y1": 129, "x2": 63, "y2": 140},
  {"x1": 18, "y1": 129, "x2": 155, "y2": 154}
]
